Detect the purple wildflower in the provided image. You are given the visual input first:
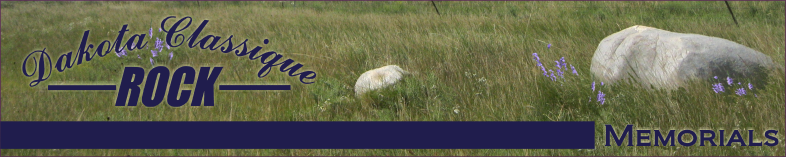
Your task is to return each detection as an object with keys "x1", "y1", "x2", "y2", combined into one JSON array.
[
  {"x1": 116, "y1": 48, "x2": 127, "y2": 57},
  {"x1": 137, "y1": 55, "x2": 141, "y2": 59},
  {"x1": 149, "y1": 58, "x2": 154, "y2": 65},
  {"x1": 555, "y1": 59, "x2": 567, "y2": 78},
  {"x1": 555, "y1": 60, "x2": 564, "y2": 78},
  {"x1": 726, "y1": 77, "x2": 733, "y2": 85},
  {"x1": 169, "y1": 52, "x2": 173, "y2": 60},
  {"x1": 159, "y1": 27, "x2": 162, "y2": 32},
  {"x1": 532, "y1": 53, "x2": 547, "y2": 76},
  {"x1": 738, "y1": 82, "x2": 741, "y2": 85},
  {"x1": 597, "y1": 91, "x2": 606, "y2": 105},
  {"x1": 149, "y1": 28, "x2": 153, "y2": 38},
  {"x1": 532, "y1": 53, "x2": 541, "y2": 65},
  {"x1": 714, "y1": 76, "x2": 718, "y2": 79},
  {"x1": 166, "y1": 44, "x2": 171, "y2": 50},
  {"x1": 735, "y1": 88, "x2": 746, "y2": 96},
  {"x1": 748, "y1": 83, "x2": 753, "y2": 90},
  {"x1": 120, "y1": 49, "x2": 127, "y2": 57},
  {"x1": 547, "y1": 44, "x2": 551, "y2": 49},
  {"x1": 549, "y1": 70, "x2": 556, "y2": 81},
  {"x1": 592, "y1": 82, "x2": 596, "y2": 92},
  {"x1": 571, "y1": 64, "x2": 577, "y2": 76},
  {"x1": 151, "y1": 49, "x2": 158, "y2": 57},
  {"x1": 560, "y1": 57, "x2": 567, "y2": 71},
  {"x1": 601, "y1": 82, "x2": 604, "y2": 86},
  {"x1": 712, "y1": 83, "x2": 725, "y2": 93},
  {"x1": 154, "y1": 38, "x2": 164, "y2": 52}
]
